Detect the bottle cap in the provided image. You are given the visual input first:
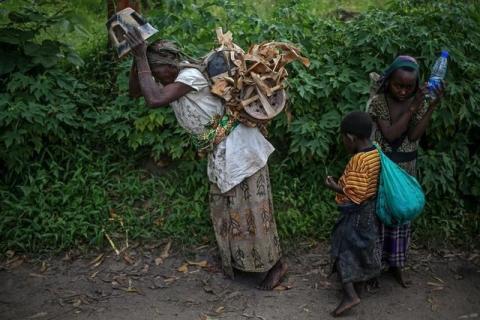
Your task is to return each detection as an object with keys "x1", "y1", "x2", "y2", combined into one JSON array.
[{"x1": 441, "y1": 50, "x2": 449, "y2": 58}]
